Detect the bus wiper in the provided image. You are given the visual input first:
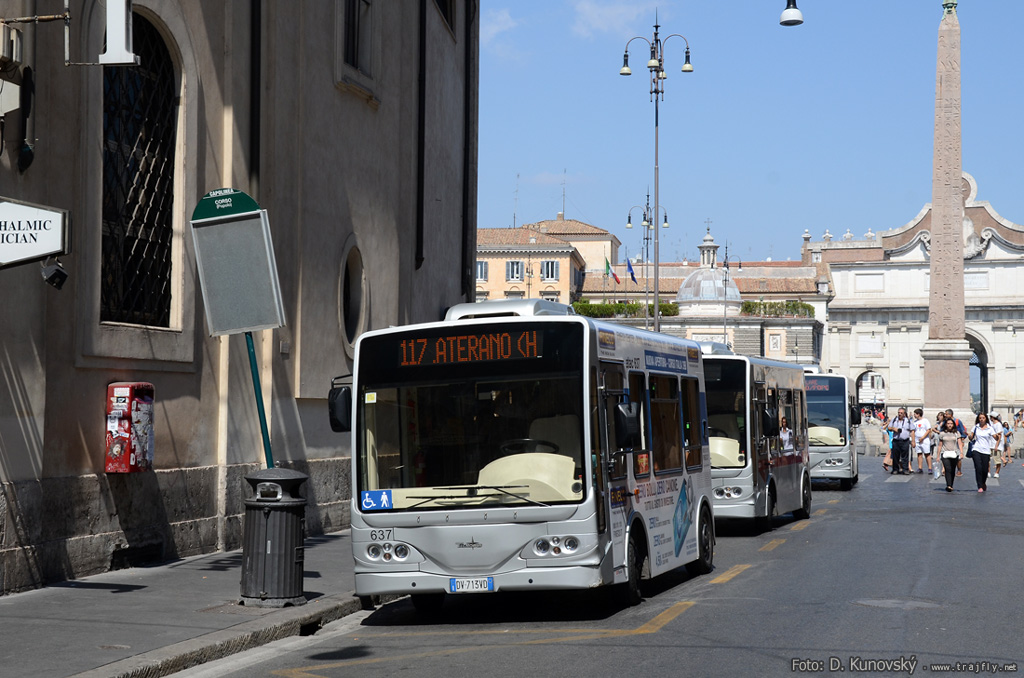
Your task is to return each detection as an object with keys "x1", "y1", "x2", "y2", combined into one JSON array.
[{"x1": 436, "y1": 485, "x2": 549, "y2": 508}]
